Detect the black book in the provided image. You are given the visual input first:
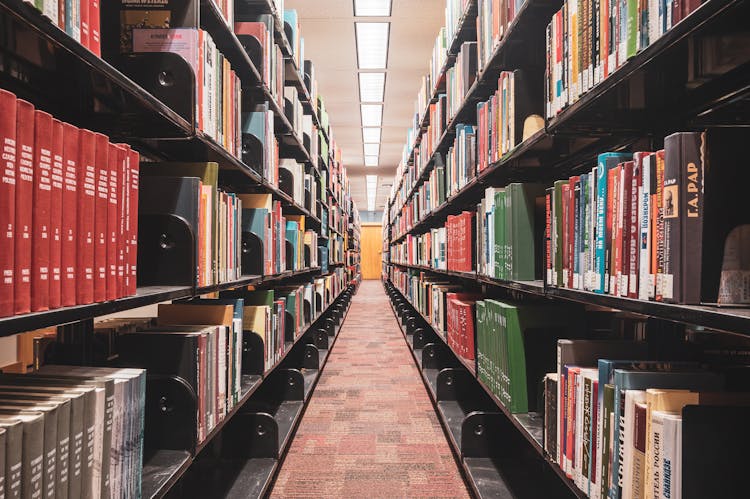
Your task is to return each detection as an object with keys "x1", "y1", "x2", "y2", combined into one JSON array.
[
  {"x1": 0, "y1": 413, "x2": 44, "y2": 499},
  {"x1": 0, "y1": 395, "x2": 71, "y2": 499},
  {"x1": 544, "y1": 373, "x2": 558, "y2": 458}
]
